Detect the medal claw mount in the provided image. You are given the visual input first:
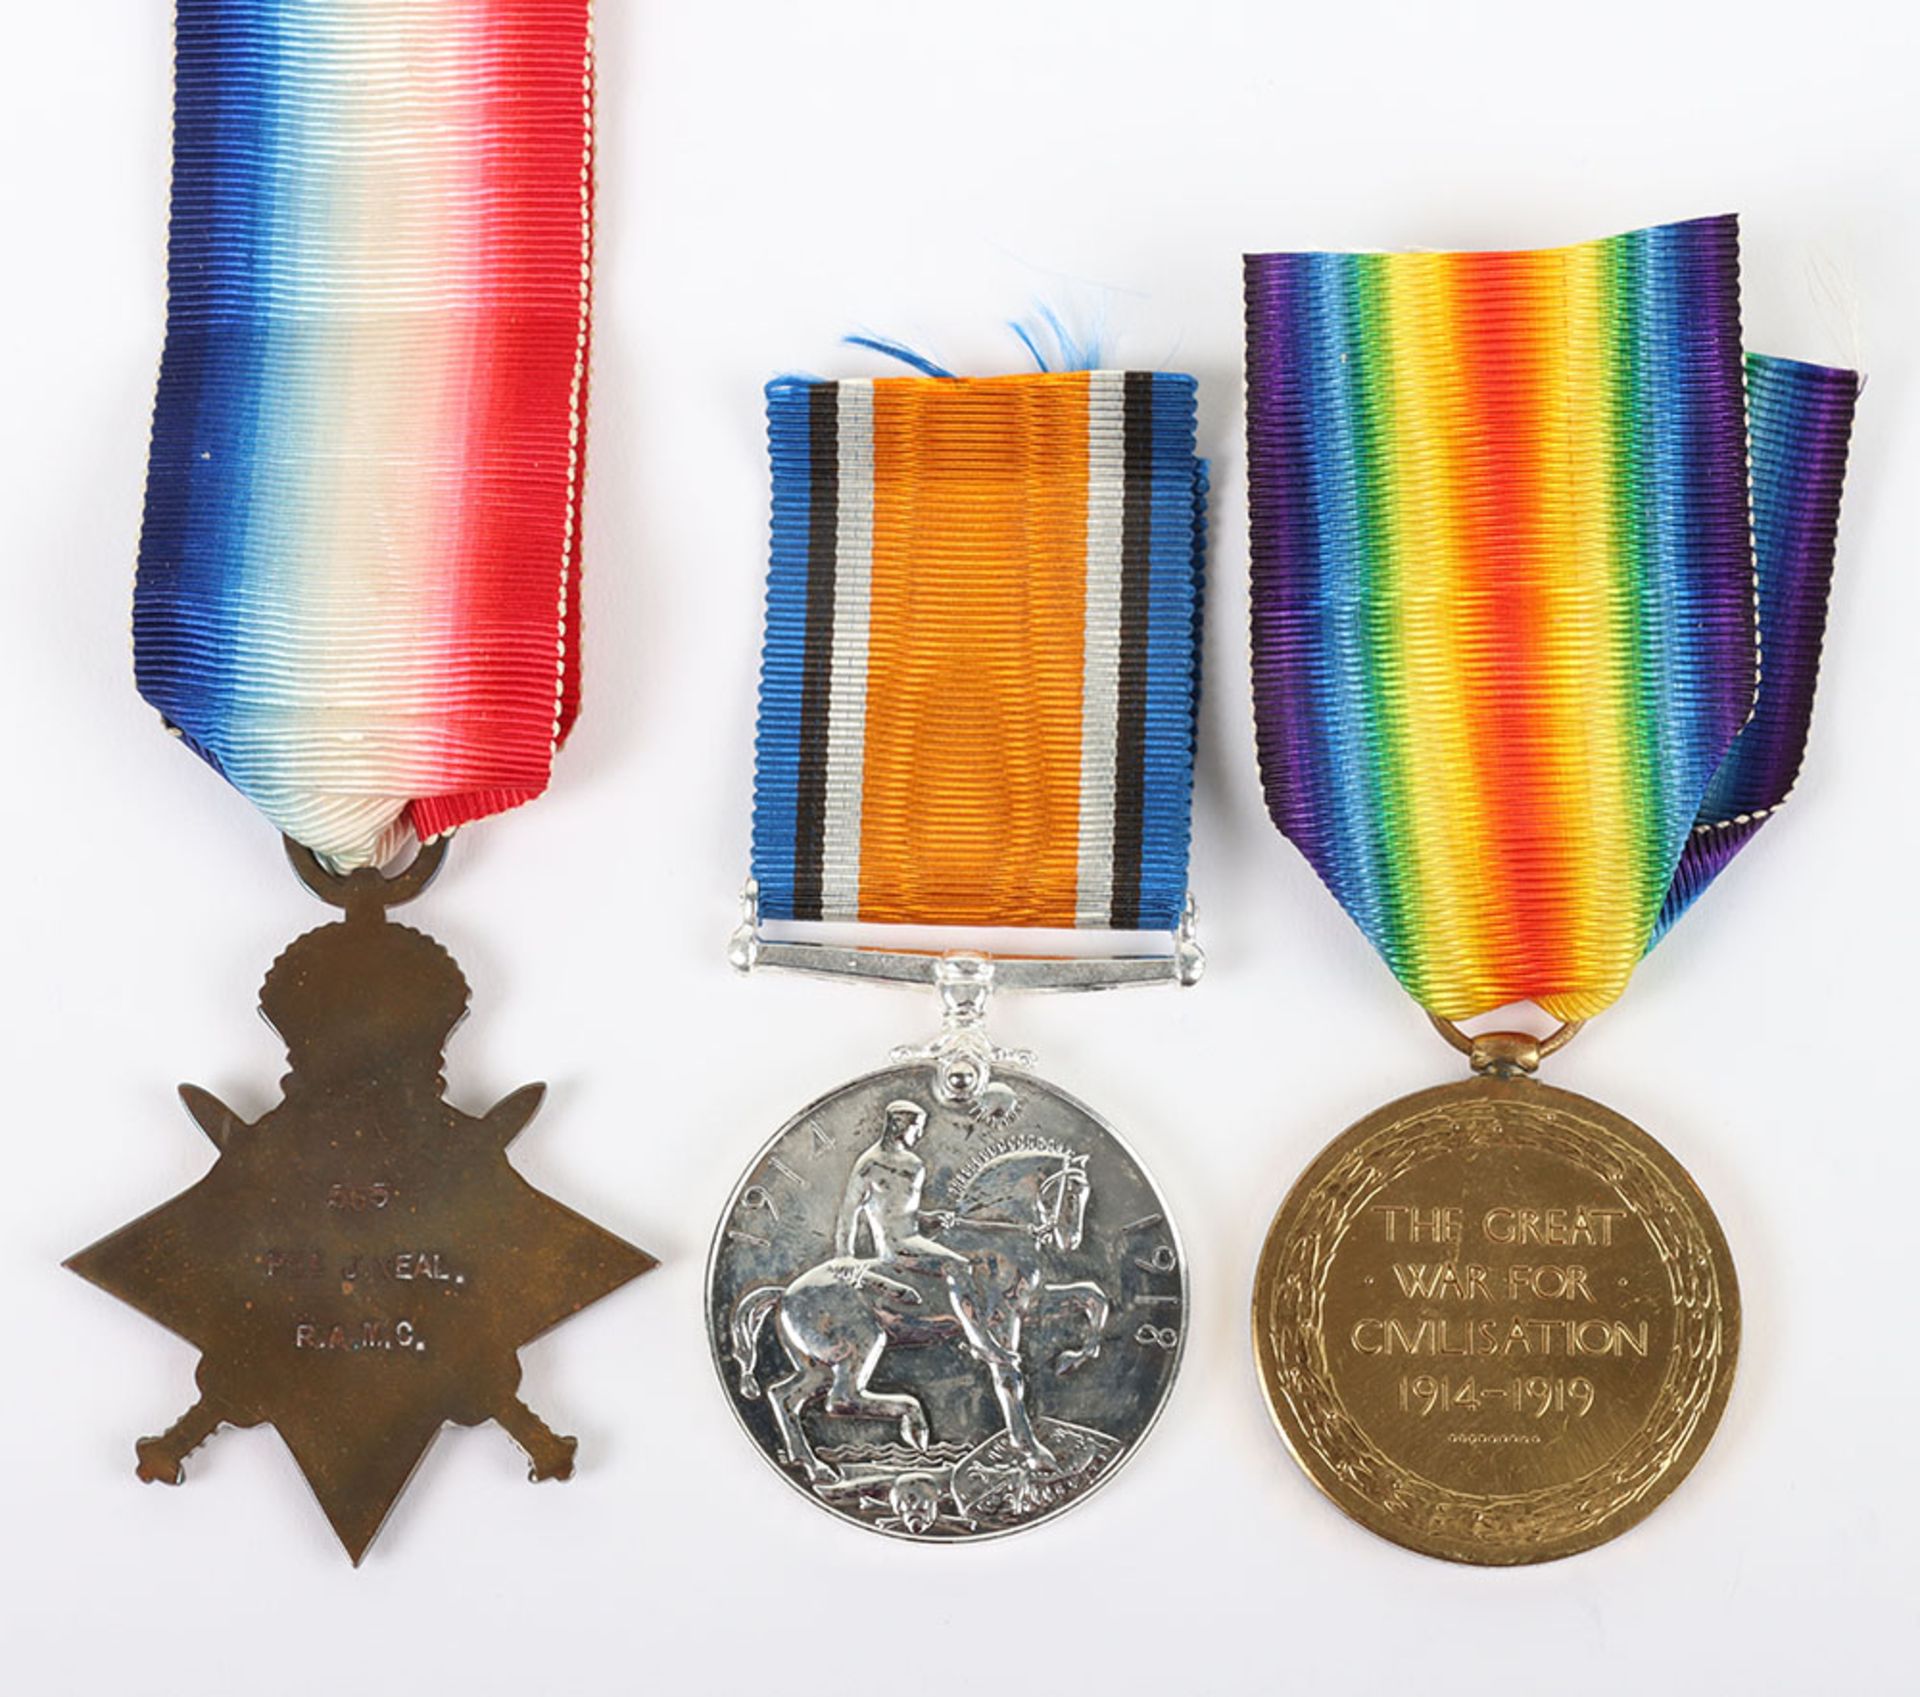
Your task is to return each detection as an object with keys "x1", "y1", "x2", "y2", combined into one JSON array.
[
  {"x1": 728, "y1": 882, "x2": 1202, "y2": 1126},
  {"x1": 888, "y1": 956, "x2": 1035, "y2": 1125},
  {"x1": 721, "y1": 883, "x2": 1190, "y2": 1136}
]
